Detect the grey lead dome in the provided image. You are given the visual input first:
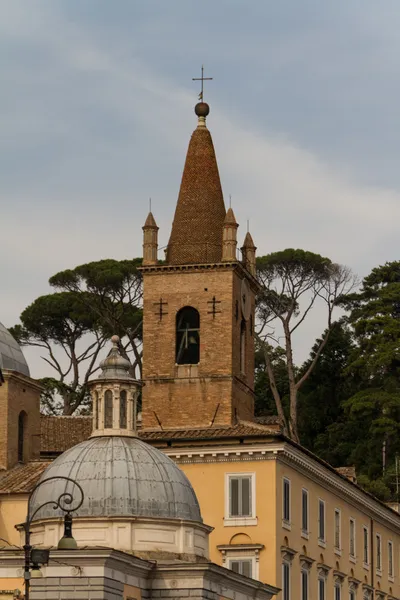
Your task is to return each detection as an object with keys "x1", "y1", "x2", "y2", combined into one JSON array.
[
  {"x1": 30, "y1": 436, "x2": 202, "y2": 523},
  {"x1": 0, "y1": 322, "x2": 30, "y2": 376}
]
